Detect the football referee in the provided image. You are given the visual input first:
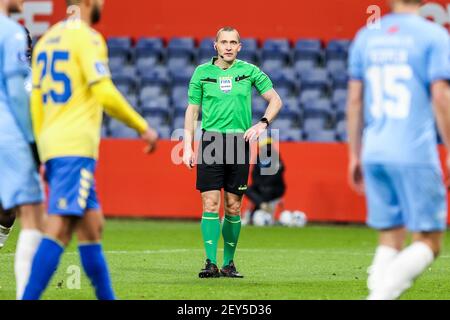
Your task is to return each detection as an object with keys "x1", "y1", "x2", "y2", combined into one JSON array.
[{"x1": 183, "y1": 27, "x2": 282, "y2": 278}]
